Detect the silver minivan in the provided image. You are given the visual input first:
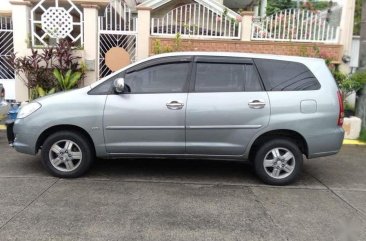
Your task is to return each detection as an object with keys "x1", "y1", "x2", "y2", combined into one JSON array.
[{"x1": 12, "y1": 52, "x2": 344, "y2": 185}]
